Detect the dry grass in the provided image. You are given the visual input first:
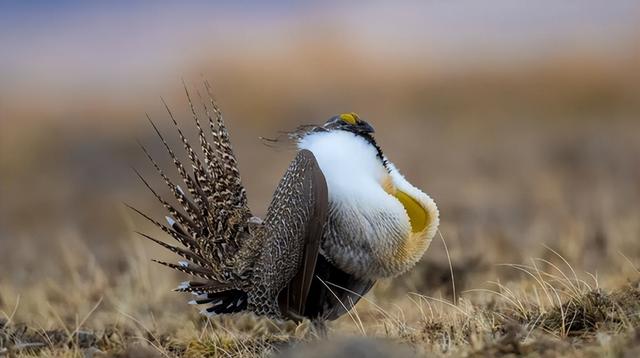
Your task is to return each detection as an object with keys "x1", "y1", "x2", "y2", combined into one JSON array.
[{"x1": 1, "y1": 229, "x2": 639, "y2": 357}]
